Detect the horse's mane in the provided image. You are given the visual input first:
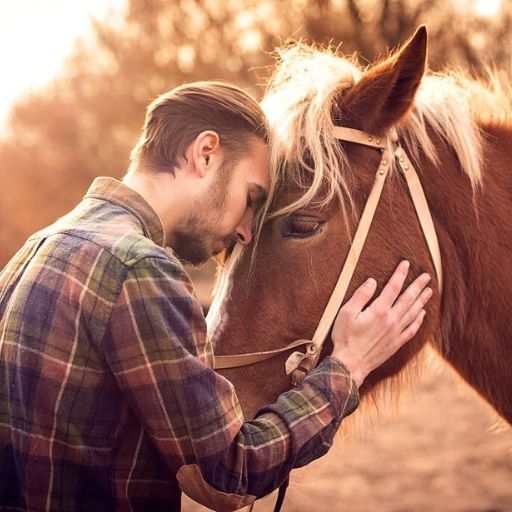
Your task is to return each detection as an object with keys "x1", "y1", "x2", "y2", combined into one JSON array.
[
  {"x1": 209, "y1": 43, "x2": 512, "y2": 422},
  {"x1": 209, "y1": 43, "x2": 512, "y2": 316},
  {"x1": 260, "y1": 43, "x2": 512, "y2": 221}
]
